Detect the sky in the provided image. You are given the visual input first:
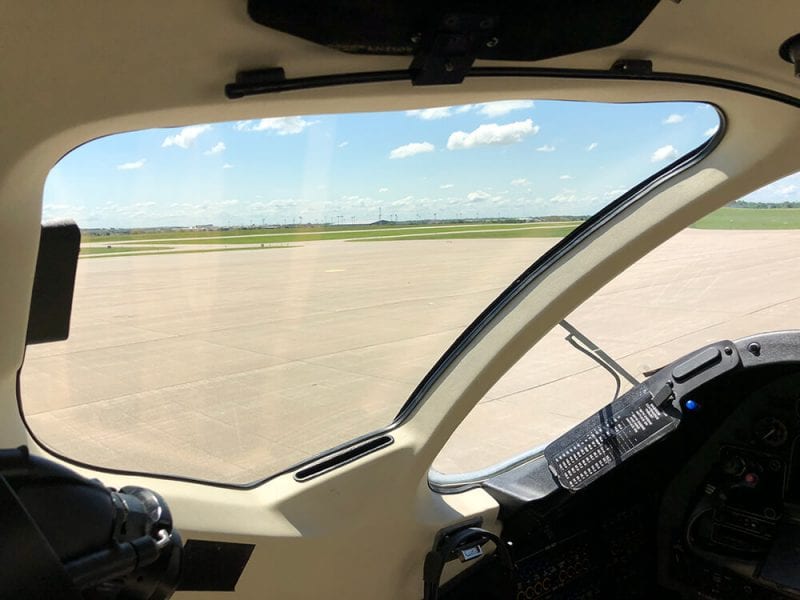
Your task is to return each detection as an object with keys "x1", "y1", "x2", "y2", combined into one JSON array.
[{"x1": 40, "y1": 98, "x2": 772, "y2": 229}]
